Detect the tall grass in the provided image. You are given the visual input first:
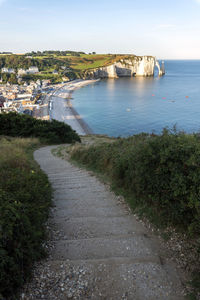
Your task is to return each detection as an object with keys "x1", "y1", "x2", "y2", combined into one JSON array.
[{"x1": 0, "y1": 137, "x2": 52, "y2": 299}]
